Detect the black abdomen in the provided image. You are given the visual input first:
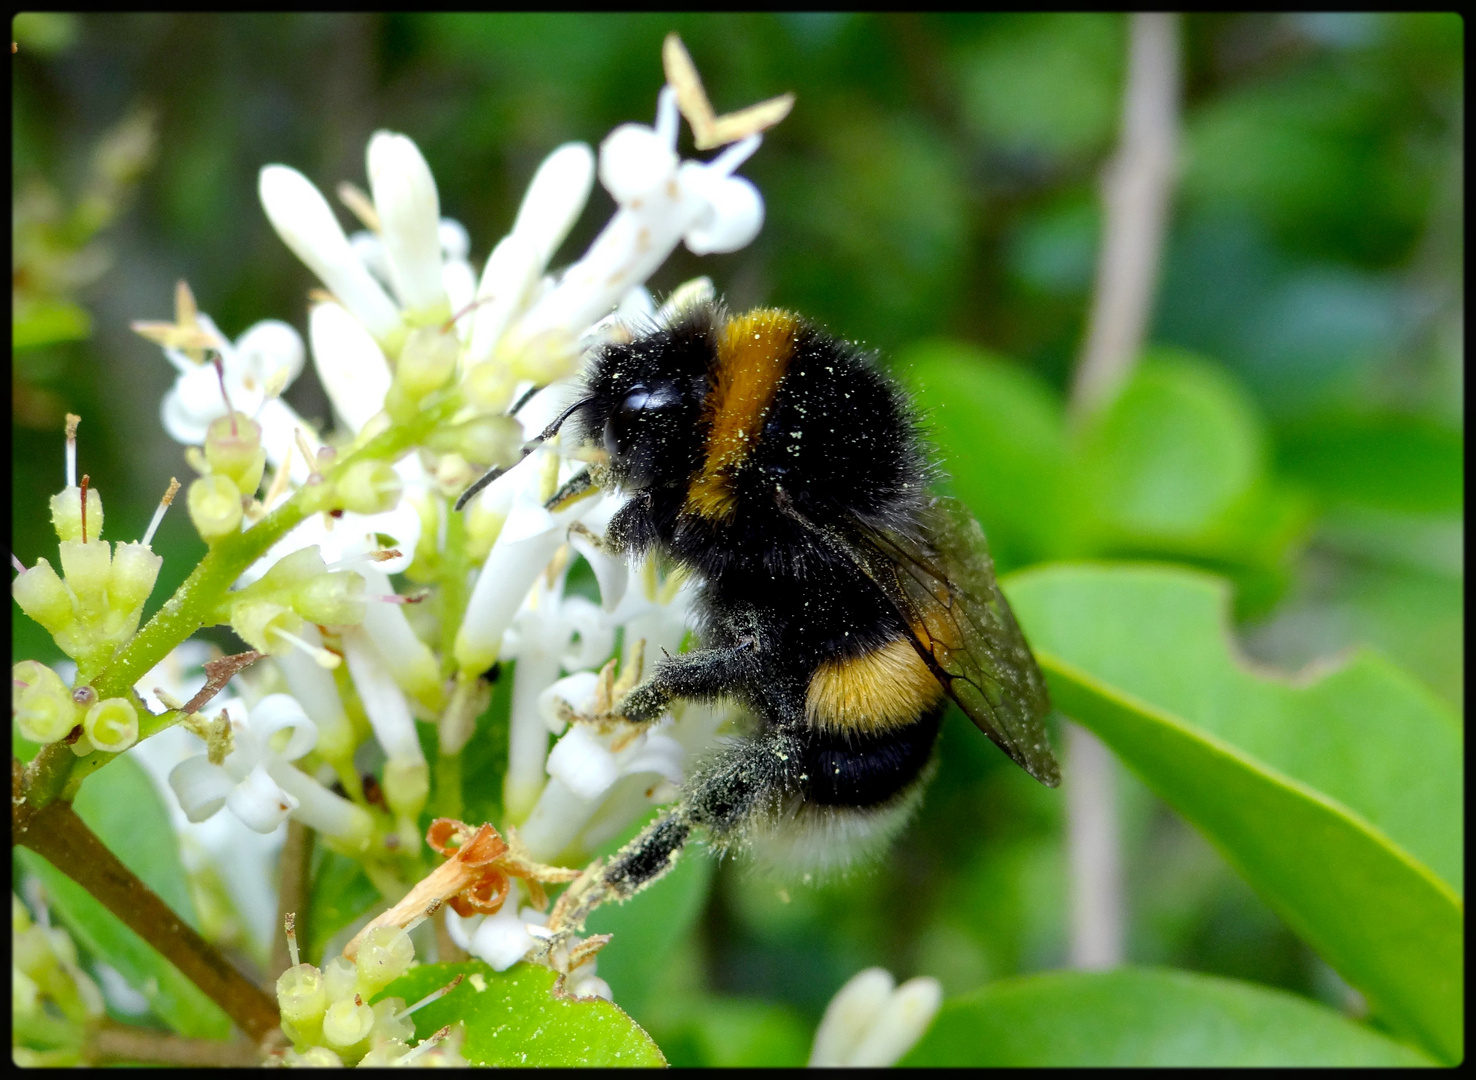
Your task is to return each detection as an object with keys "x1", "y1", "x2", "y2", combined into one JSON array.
[{"x1": 798, "y1": 708, "x2": 942, "y2": 807}]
